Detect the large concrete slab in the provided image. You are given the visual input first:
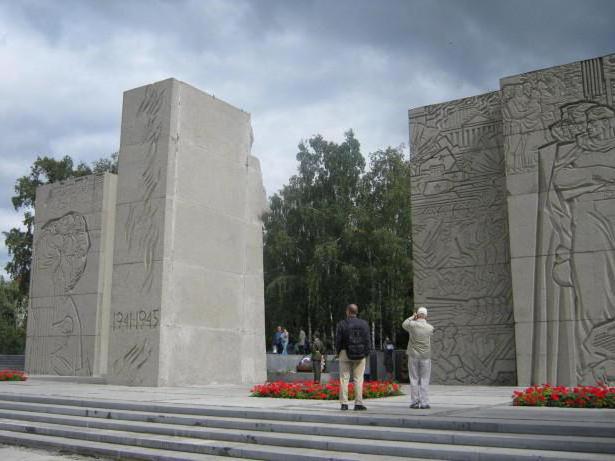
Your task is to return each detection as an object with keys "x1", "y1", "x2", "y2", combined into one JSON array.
[
  {"x1": 409, "y1": 53, "x2": 615, "y2": 387},
  {"x1": 26, "y1": 174, "x2": 117, "y2": 378},
  {"x1": 409, "y1": 93, "x2": 516, "y2": 385},
  {"x1": 107, "y1": 78, "x2": 267, "y2": 386},
  {"x1": 502, "y1": 54, "x2": 615, "y2": 386}
]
